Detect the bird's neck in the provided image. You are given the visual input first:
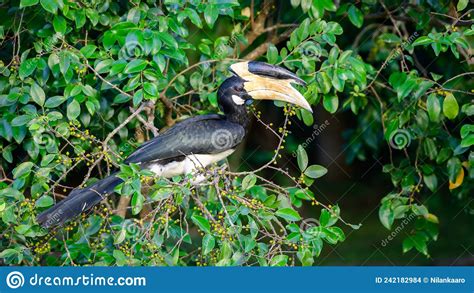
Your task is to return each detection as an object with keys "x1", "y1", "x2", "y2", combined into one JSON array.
[{"x1": 225, "y1": 106, "x2": 250, "y2": 128}]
